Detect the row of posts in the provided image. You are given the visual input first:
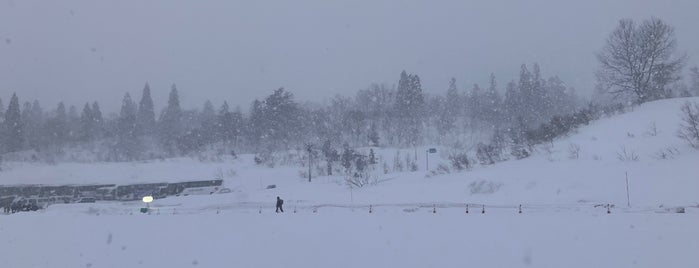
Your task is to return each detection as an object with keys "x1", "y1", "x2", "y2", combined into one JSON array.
[
  {"x1": 252, "y1": 203, "x2": 614, "y2": 214},
  {"x1": 135, "y1": 203, "x2": 615, "y2": 215}
]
